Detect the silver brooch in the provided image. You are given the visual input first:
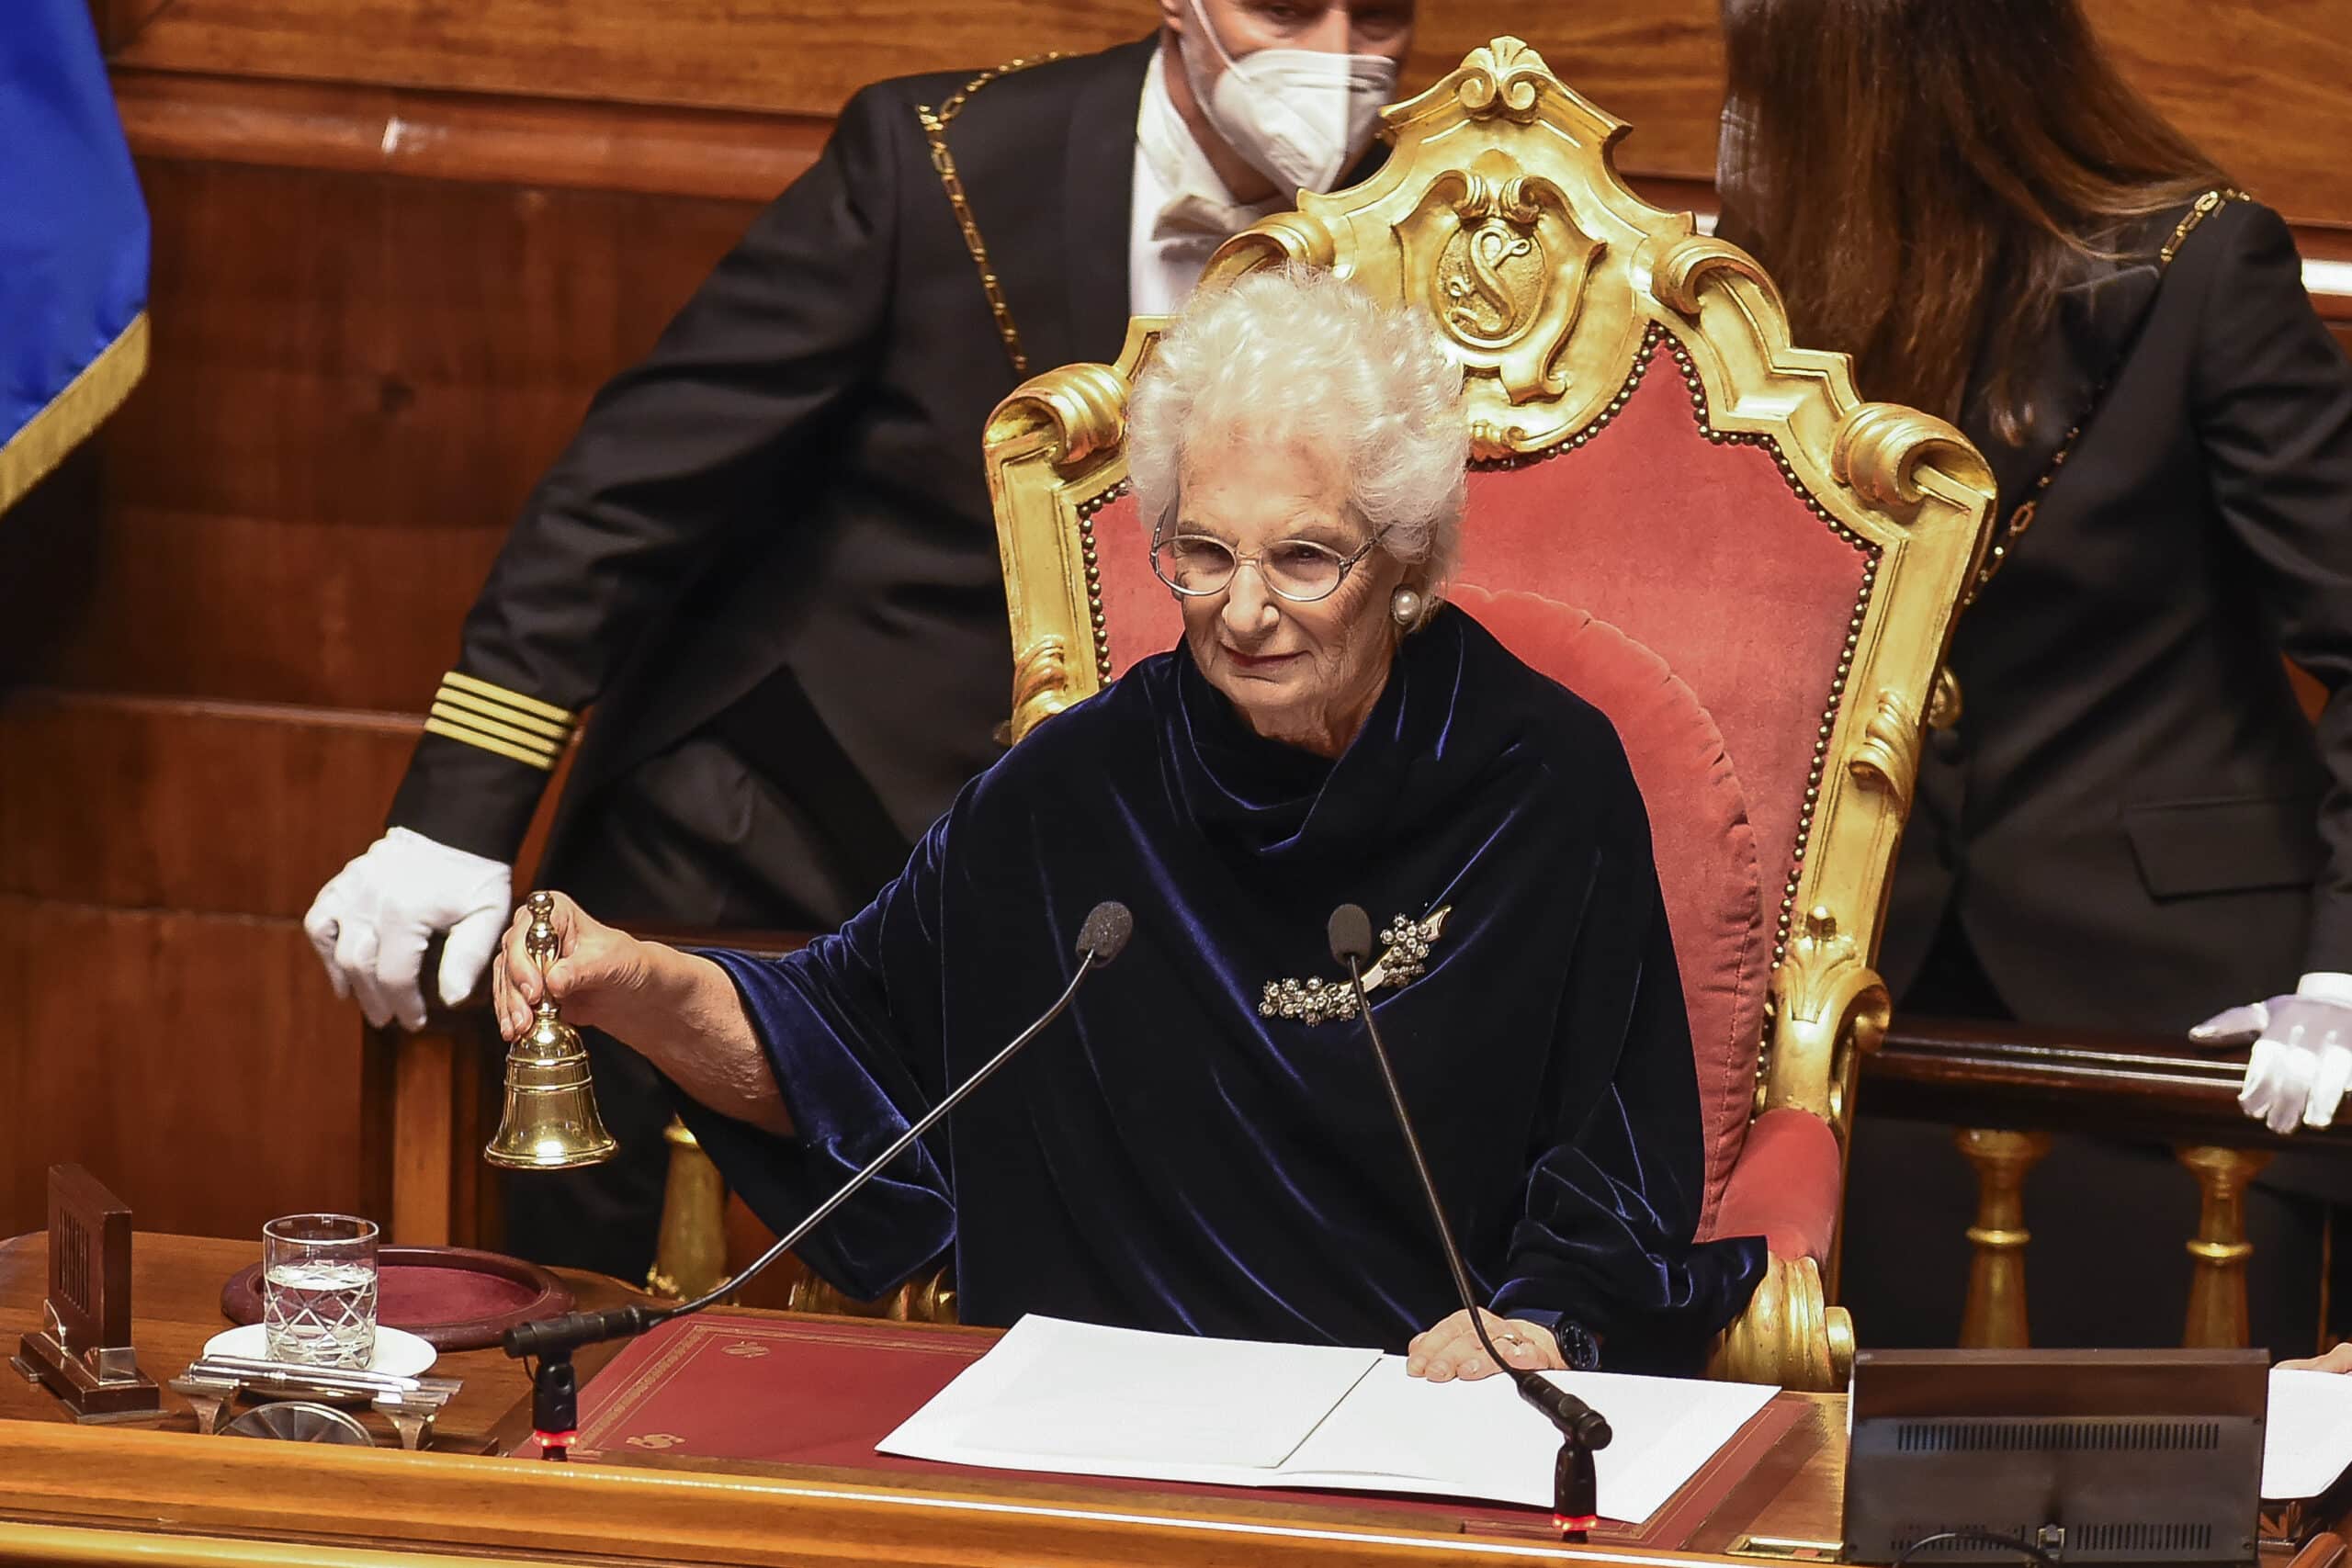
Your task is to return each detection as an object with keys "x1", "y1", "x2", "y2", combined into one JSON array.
[{"x1": 1259, "y1": 907, "x2": 1453, "y2": 1024}]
